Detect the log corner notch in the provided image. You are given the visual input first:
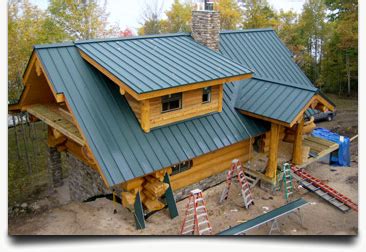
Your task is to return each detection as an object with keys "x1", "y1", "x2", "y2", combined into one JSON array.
[{"x1": 120, "y1": 168, "x2": 178, "y2": 229}]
